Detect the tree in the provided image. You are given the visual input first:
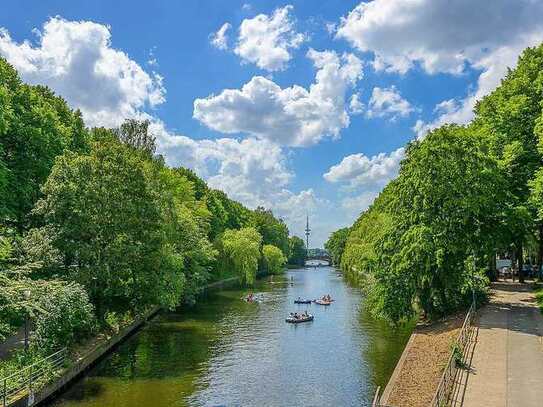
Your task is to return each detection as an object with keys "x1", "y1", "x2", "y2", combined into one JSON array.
[
  {"x1": 340, "y1": 126, "x2": 507, "y2": 322},
  {"x1": 263, "y1": 244, "x2": 286, "y2": 274},
  {"x1": 324, "y1": 228, "x2": 350, "y2": 267},
  {"x1": 33, "y1": 139, "x2": 176, "y2": 316},
  {"x1": 288, "y1": 236, "x2": 306, "y2": 266},
  {"x1": 113, "y1": 119, "x2": 156, "y2": 156},
  {"x1": 221, "y1": 227, "x2": 262, "y2": 285},
  {"x1": 251, "y1": 207, "x2": 289, "y2": 257},
  {"x1": 0, "y1": 58, "x2": 90, "y2": 232},
  {"x1": 473, "y1": 44, "x2": 543, "y2": 281}
]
